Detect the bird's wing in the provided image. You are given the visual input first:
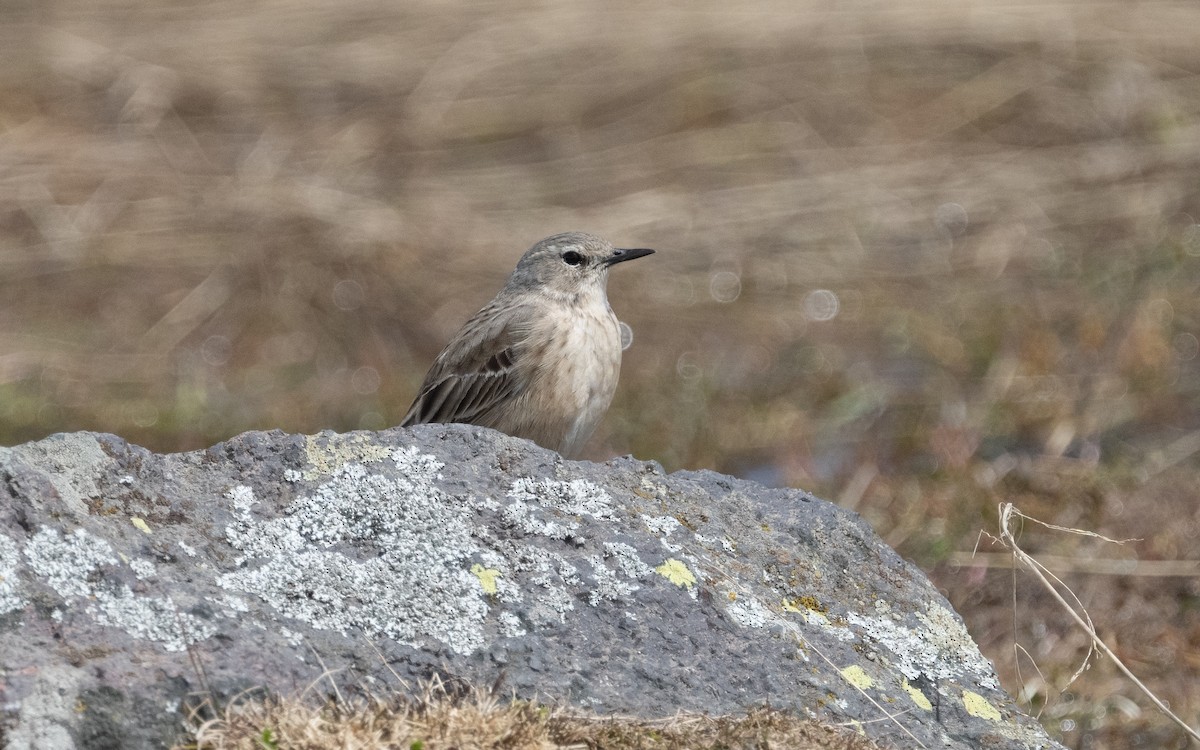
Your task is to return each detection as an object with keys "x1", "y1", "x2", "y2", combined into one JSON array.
[{"x1": 400, "y1": 303, "x2": 530, "y2": 428}]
